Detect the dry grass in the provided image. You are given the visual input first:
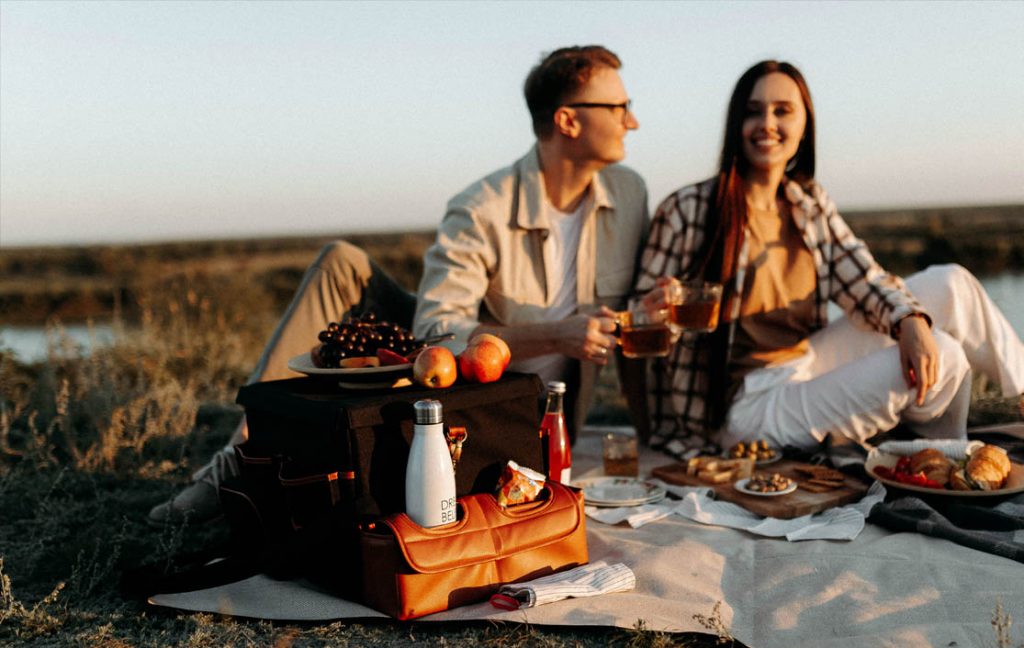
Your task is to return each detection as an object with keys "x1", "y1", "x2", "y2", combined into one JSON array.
[
  {"x1": 0, "y1": 269, "x2": 735, "y2": 647},
  {"x1": 1, "y1": 245, "x2": 1020, "y2": 646}
]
